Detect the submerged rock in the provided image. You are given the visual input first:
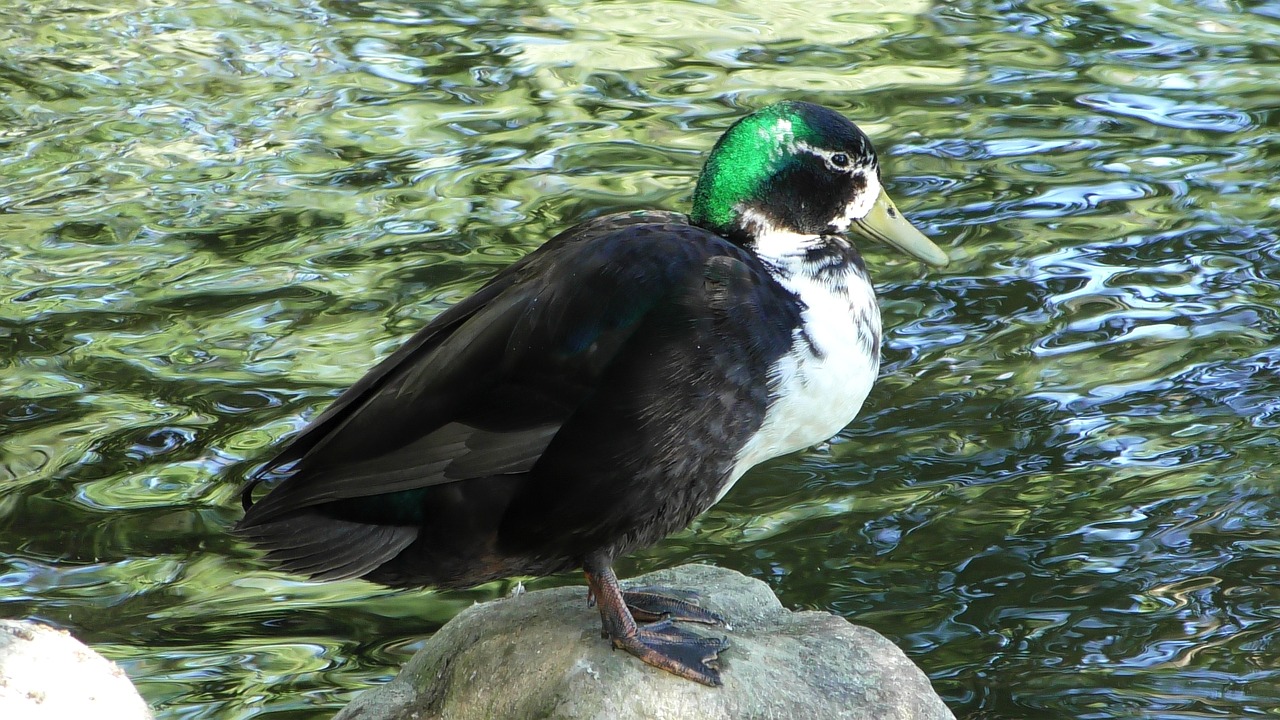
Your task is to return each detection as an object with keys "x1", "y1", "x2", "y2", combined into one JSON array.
[
  {"x1": 335, "y1": 563, "x2": 954, "y2": 720},
  {"x1": 0, "y1": 620, "x2": 152, "y2": 720}
]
